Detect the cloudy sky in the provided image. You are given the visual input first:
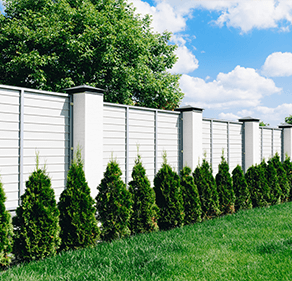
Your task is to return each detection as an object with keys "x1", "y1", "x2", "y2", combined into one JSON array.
[{"x1": 1, "y1": 0, "x2": 292, "y2": 126}]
